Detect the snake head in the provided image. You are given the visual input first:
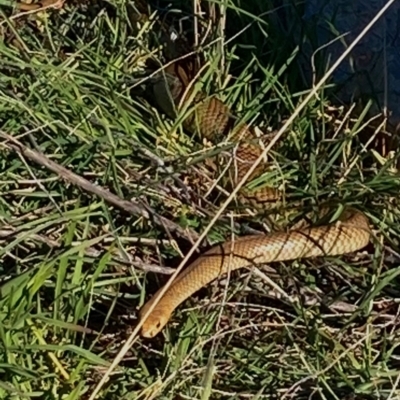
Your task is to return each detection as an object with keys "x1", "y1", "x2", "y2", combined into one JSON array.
[{"x1": 139, "y1": 302, "x2": 171, "y2": 338}]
